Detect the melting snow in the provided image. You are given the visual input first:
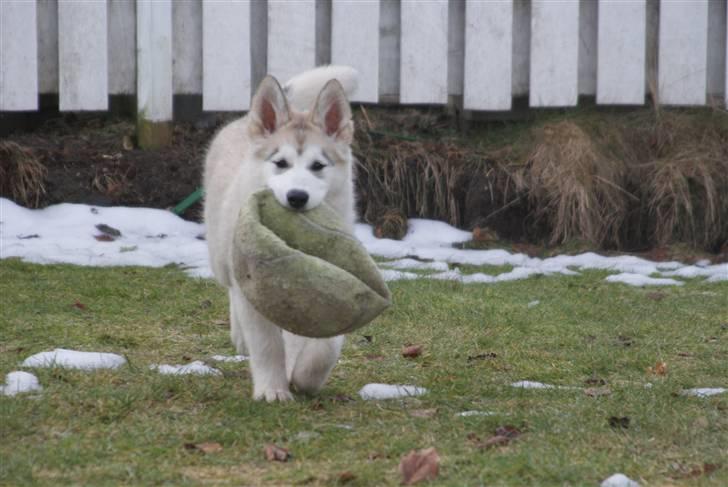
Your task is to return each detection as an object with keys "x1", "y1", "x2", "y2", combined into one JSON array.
[
  {"x1": 681, "y1": 387, "x2": 726, "y2": 398},
  {"x1": 22, "y1": 348, "x2": 126, "y2": 370},
  {"x1": 0, "y1": 371, "x2": 42, "y2": 396},
  {"x1": 456, "y1": 410, "x2": 497, "y2": 417},
  {"x1": 210, "y1": 354, "x2": 249, "y2": 363},
  {"x1": 150, "y1": 361, "x2": 221, "y2": 376},
  {"x1": 601, "y1": 473, "x2": 640, "y2": 487},
  {"x1": 2, "y1": 198, "x2": 726, "y2": 285},
  {"x1": 358, "y1": 383, "x2": 428, "y2": 400}
]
